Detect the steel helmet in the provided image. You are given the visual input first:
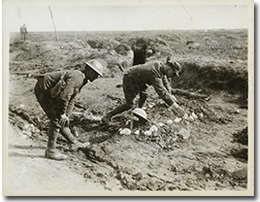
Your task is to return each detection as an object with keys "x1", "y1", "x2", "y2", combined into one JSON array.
[
  {"x1": 173, "y1": 61, "x2": 182, "y2": 77},
  {"x1": 166, "y1": 56, "x2": 182, "y2": 77},
  {"x1": 132, "y1": 108, "x2": 147, "y2": 121},
  {"x1": 84, "y1": 60, "x2": 103, "y2": 77}
]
